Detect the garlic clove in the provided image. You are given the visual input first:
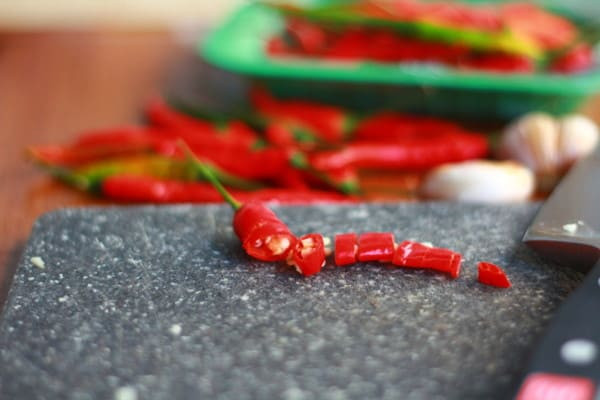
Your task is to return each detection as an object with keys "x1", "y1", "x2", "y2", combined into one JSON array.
[
  {"x1": 499, "y1": 112, "x2": 560, "y2": 174},
  {"x1": 420, "y1": 160, "x2": 535, "y2": 203},
  {"x1": 557, "y1": 114, "x2": 599, "y2": 168}
]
